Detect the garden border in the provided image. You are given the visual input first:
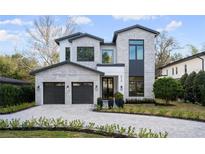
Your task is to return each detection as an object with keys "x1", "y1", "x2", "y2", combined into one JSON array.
[{"x1": 0, "y1": 105, "x2": 37, "y2": 115}]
